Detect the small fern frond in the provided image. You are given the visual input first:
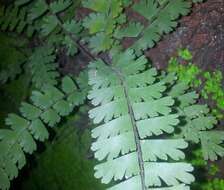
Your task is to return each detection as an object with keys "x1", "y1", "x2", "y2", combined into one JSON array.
[
  {"x1": 88, "y1": 49, "x2": 195, "y2": 189},
  {"x1": 0, "y1": 33, "x2": 28, "y2": 84},
  {"x1": 28, "y1": 0, "x2": 82, "y2": 56},
  {"x1": 168, "y1": 81, "x2": 224, "y2": 161},
  {"x1": 82, "y1": 0, "x2": 203, "y2": 54},
  {"x1": 0, "y1": 2, "x2": 35, "y2": 37},
  {"x1": 49, "y1": 0, "x2": 72, "y2": 14},
  {"x1": 131, "y1": 0, "x2": 192, "y2": 54},
  {"x1": 29, "y1": 45, "x2": 59, "y2": 88},
  {"x1": 0, "y1": 74, "x2": 88, "y2": 190},
  {"x1": 82, "y1": 0, "x2": 124, "y2": 53},
  {"x1": 29, "y1": 0, "x2": 48, "y2": 20}
]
